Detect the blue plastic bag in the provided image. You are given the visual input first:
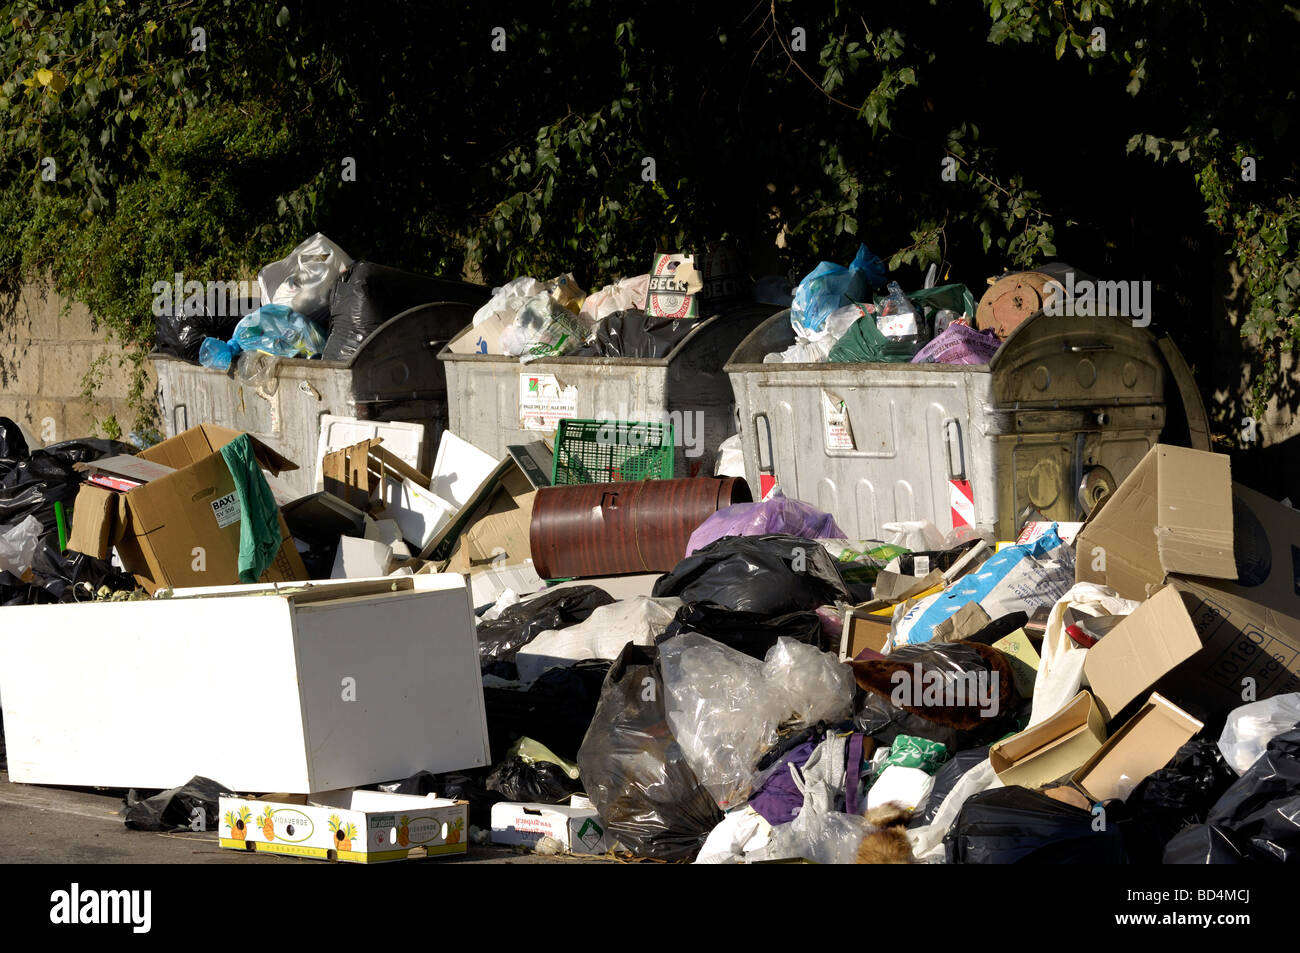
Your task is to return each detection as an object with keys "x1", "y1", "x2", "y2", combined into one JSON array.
[
  {"x1": 198, "y1": 304, "x2": 326, "y2": 369},
  {"x1": 791, "y1": 244, "x2": 886, "y2": 333}
]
